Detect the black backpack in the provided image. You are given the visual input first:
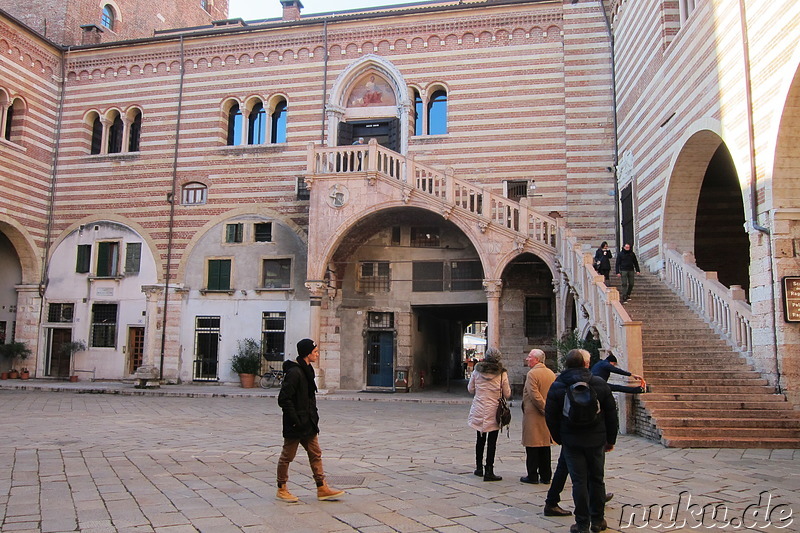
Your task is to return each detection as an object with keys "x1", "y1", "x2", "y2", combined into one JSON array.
[{"x1": 562, "y1": 381, "x2": 600, "y2": 426}]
